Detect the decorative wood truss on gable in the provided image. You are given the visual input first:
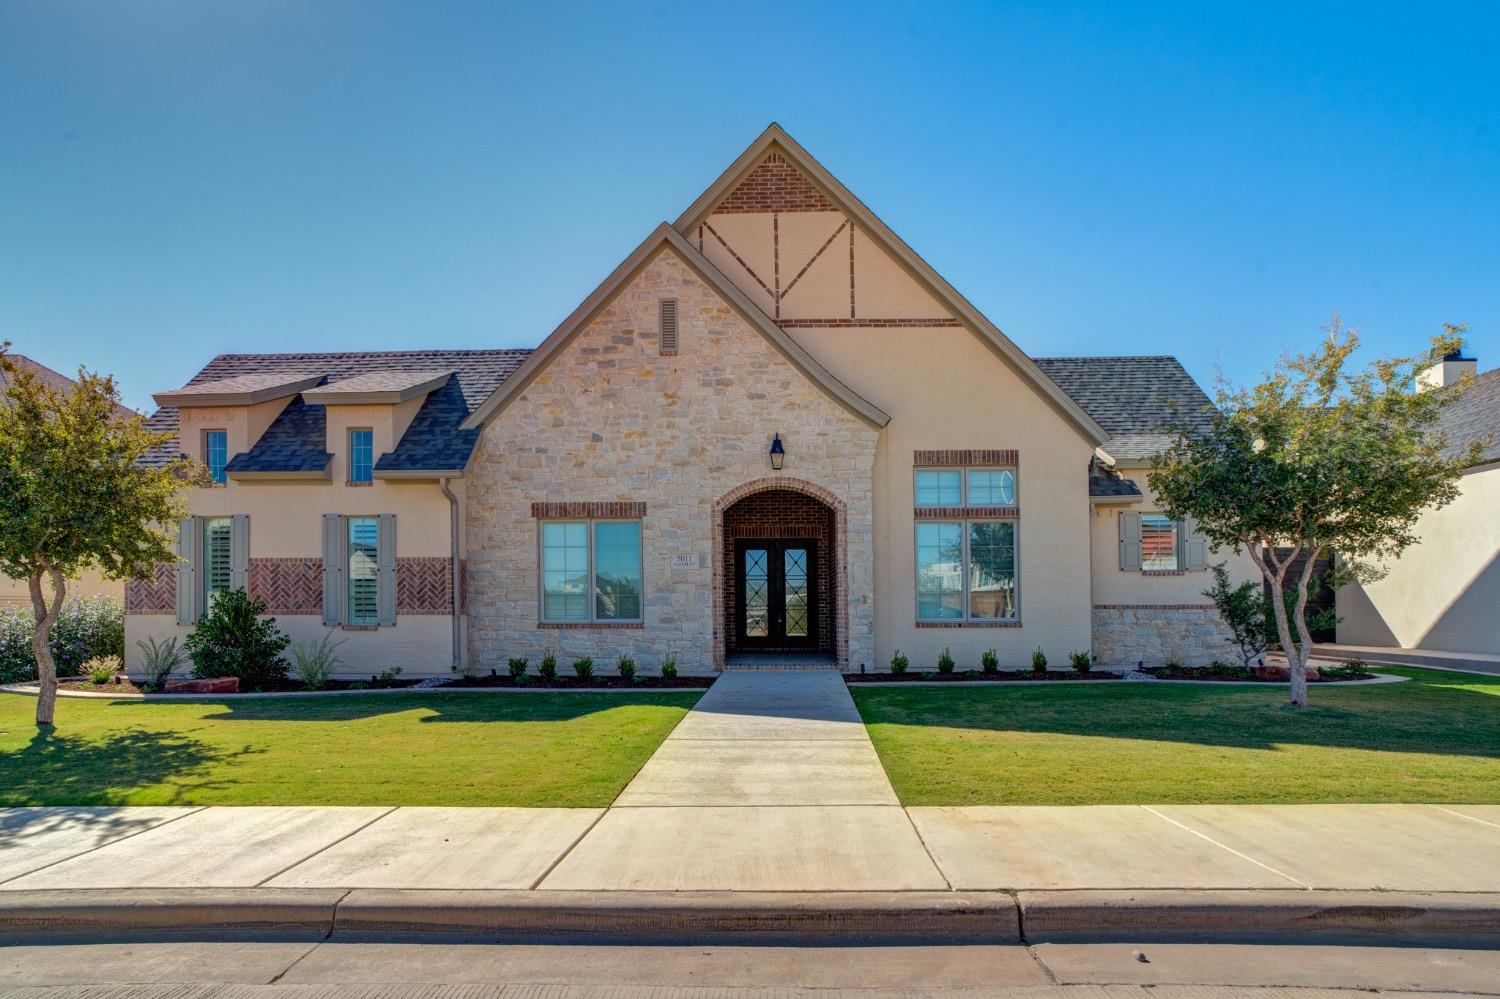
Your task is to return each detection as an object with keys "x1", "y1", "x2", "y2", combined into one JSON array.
[{"x1": 695, "y1": 151, "x2": 961, "y2": 328}]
